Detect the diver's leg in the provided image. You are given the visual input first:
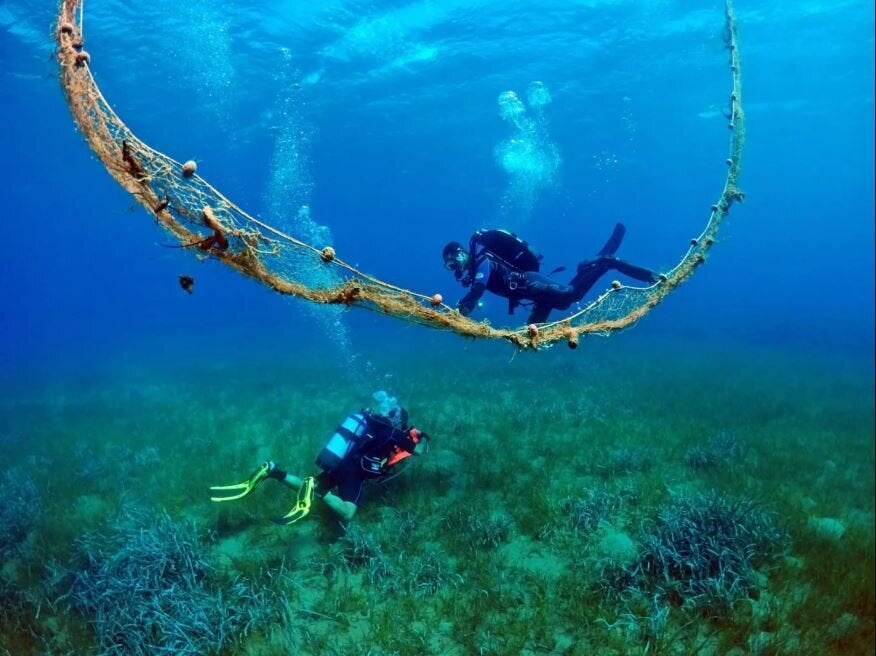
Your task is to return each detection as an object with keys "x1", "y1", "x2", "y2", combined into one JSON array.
[
  {"x1": 570, "y1": 256, "x2": 656, "y2": 301},
  {"x1": 522, "y1": 272, "x2": 577, "y2": 306},
  {"x1": 591, "y1": 222, "x2": 657, "y2": 284},
  {"x1": 266, "y1": 462, "x2": 304, "y2": 490},
  {"x1": 323, "y1": 492, "x2": 357, "y2": 520},
  {"x1": 520, "y1": 272, "x2": 578, "y2": 322},
  {"x1": 569, "y1": 259, "x2": 612, "y2": 300},
  {"x1": 279, "y1": 474, "x2": 303, "y2": 490},
  {"x1": 605, "y1": 257, "x2": 658, "y2": 284},
  {"x1": 322, "y1": 469, "x2": 361, "y2": 520},
  {"x1": 598, "y1": 222, "x2": 626, "y2": 257},
  {"x1": 527, "y1": 303, "x2": 553, "y2": 324}
]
